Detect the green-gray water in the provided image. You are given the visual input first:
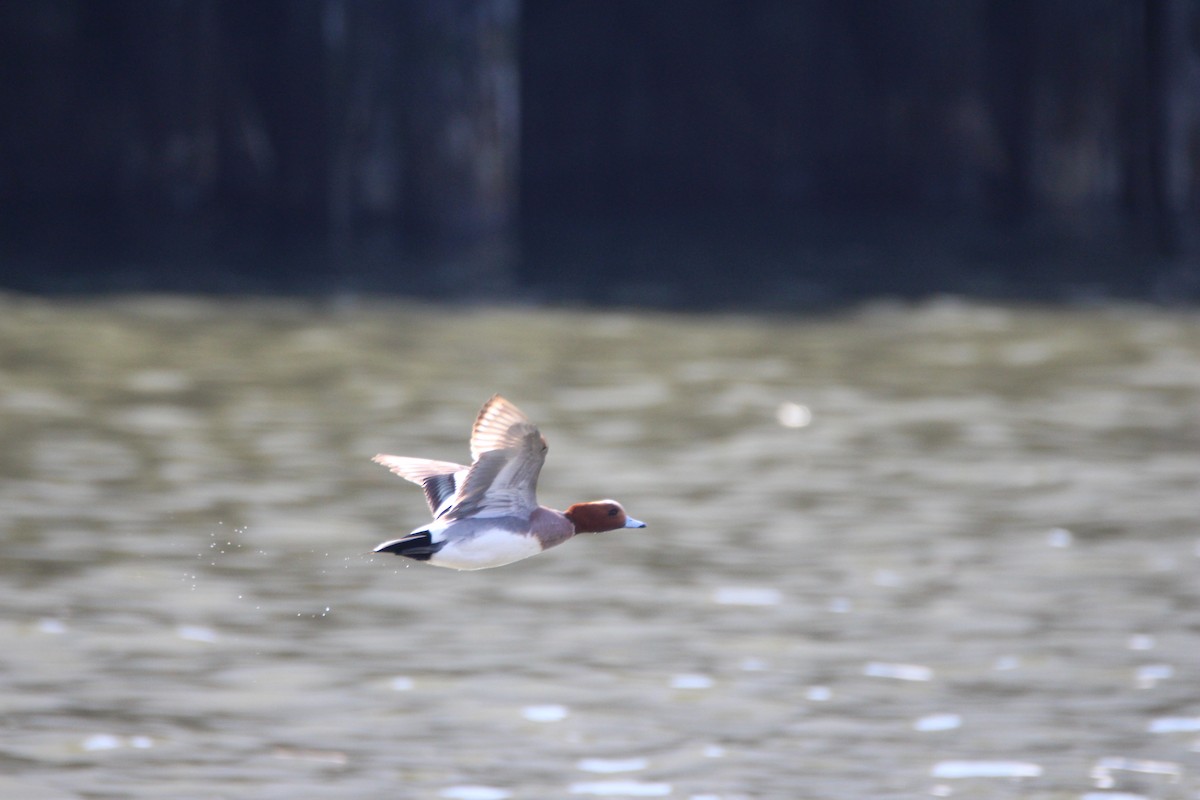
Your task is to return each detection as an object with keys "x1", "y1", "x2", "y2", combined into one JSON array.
[{"x1": 1, "y1": 295, "x2": 1198, "y2": 799}]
